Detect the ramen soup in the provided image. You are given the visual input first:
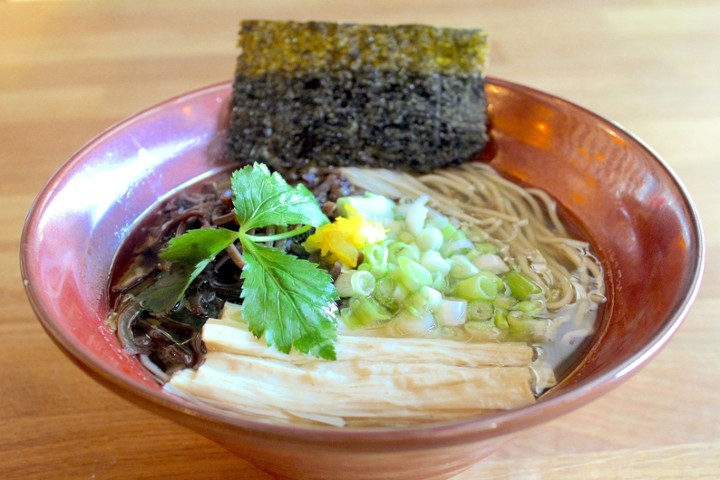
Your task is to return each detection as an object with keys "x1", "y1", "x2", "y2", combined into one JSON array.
[{"x1": 108, "y1": 161, "x2": 605, "y2": 427}]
